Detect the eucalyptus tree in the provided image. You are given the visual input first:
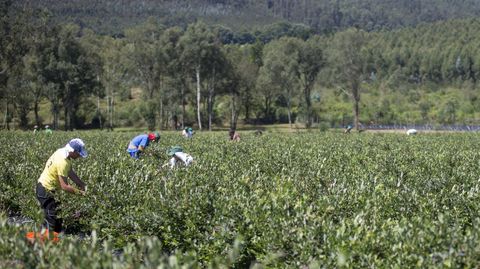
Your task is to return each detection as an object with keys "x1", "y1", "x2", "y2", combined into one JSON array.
[
  {"x1": 49, "y1": 24, "x2": 79, "y2": 130},
  {"x1": 22, "y1": 10, "x2": 58, "y2": 127},
  {"x1": 258, "y1": 37, "x2": 301, "y2": 128},
  {"x1": 298, "y1": 36, "x2": 324, "y2": 128},
  {"x1": 77, "y1": 29, "x2": 107, "y2": 129},
  {"x1": 1, "y1": 5, "x2": 57, "y2": 129},
  {"x1": 256, "y1": 65, "x2": 280, "y2": 124},
  {"x1": 54, "y1": 24, "x2": 100, "y2": 130},
  {"x1": 124, "y1": 18, "x2": 166, "y2": 130},
  {"x1": 33, "y1": 23, "x2": 101, "y2": 130},
  {"x1": 160, "y1": 26, "x2": 186, "y2": 129},
  {"x1": 224, "y1": 45, "x2": 255, "y2": 129},
  {"x1": 203, "y1": 45, "x2": 230, "y2": 131},
  {"x1": 8, "y1": 68, "x2": 32, "y2": 128},
  {"x1": 96, "y1": 35, "x2": 127, "y2": 130},
  {"x1": 328, "y1": 28, "x2": 370, "y2": 131},
  {"x1": 25, "y1": 21, "x2": 63, "y2": 129},
  {"x1": 0, "y1": 0, "x2": 30, "y2": 129},
  {"x1": 178, "y1": 21, "x2": 219, "y2": 130},
  {"x1": 74, "y1": 29, "x2": 104, "y2": 129},
  {"x1": 229, "y1": 44, "x2": 261, "y2": 124},
  {"x1": 0, "y1": 0, "x2": 12, "y2": 87},
  {"x1": 245, "y1": 40, "x2": 264, "y2": 121},
  {"x1": 19, "y1": 53, "x2": 40, "y2": 127}
]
